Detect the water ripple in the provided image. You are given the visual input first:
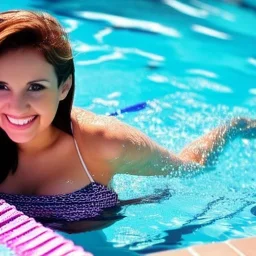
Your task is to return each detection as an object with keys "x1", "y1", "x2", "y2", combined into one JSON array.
[
  {"x1": 248, "y1": 57, "x2": 256, "y2": 67},
  {"x1": 74, "y1": 11, "x2": 181, "y2": 38},
  {"x1": 191, "y1": 0, "x2": 235, "y2": 21},
  {"x1": 186, "y1": 69, "x2": 218, "y2": 78},
  {"x1": 63, "y1": 19, "x2": 79, "y2": 33},
  {"x1": 77, "y1": 51, "x2": 123, "y2": 66},
  {"x1": 94, "y1": 27, "x2": 113, "y2": 43},
  {"x1": 191, "y1": 24, "x2": 232, "y2": 40},
  {"x1": 163, "y1": 0, "x2": 208, "y2": 18}
]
